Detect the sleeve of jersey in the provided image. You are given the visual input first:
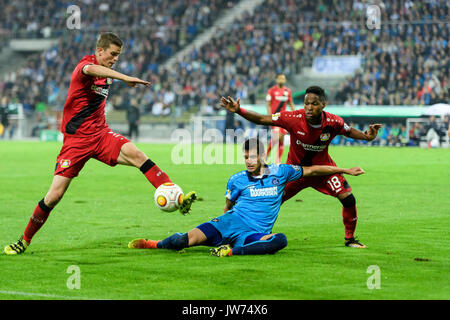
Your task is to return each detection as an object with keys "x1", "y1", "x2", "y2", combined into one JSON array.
[
  {"x1": 271, "y1": 110, "x2": 294, "y2": 131},
  {"x1": 76, "y1": 62, "x2": 93, "y2": 80},
  {"x1": 283, "y1": 164, "x2": 304, "y2": 183},
  {"x1": 225, "y1": 176, "x2": 241, "y2": 203},
  {"x1": 336, "y1": 116, "x2": 352, "y2": 135}
]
